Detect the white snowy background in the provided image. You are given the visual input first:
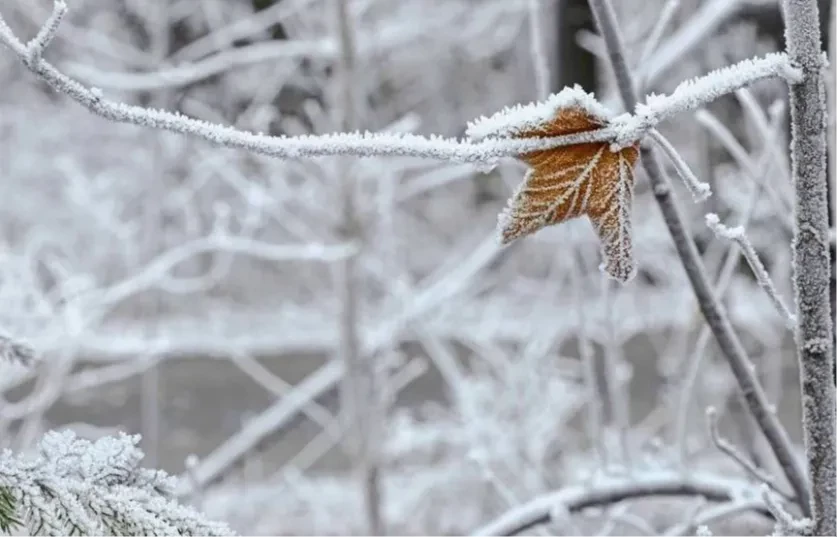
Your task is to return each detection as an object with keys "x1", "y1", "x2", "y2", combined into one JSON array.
[{"x1": 0, "y1": 0, "x2": 833, "y2": 534}]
